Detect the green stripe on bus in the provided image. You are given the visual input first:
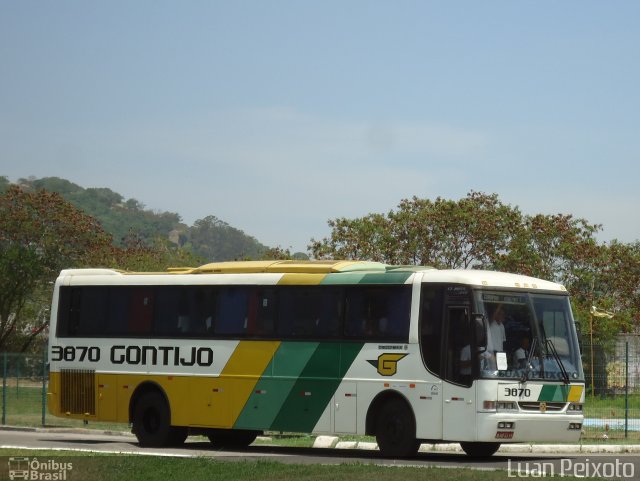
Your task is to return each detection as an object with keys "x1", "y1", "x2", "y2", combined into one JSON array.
[
  {"x1": 233, "y1": 342, "x2": 319, "y2": 430},
  {"x1": 321, "y1": 271, "x2": 412, "y2": 285},
  {"x1": 269, "y1": 342, "x2": 364, "y2": 432},
  {"x1": 538, "y1": 385, "x2": 570, "y2": 402}
]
